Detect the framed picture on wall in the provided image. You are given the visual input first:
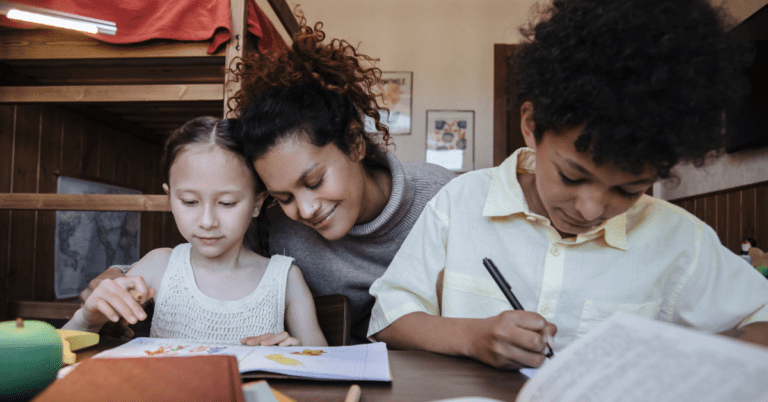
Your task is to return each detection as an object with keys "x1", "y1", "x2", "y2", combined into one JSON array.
[
  {"x1": 425, "y1": 110, "x2": 475, "y2": 172},
  {"x1": 369, "y1": 71, "x2": 413, "y2": 135}
]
